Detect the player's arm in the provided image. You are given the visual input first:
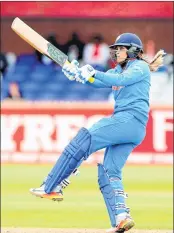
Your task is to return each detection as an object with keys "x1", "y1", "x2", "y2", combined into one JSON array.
[
  {"x1": 73, "y1": 62, "x2": 150, "y2": 86},
  {"x1": 94, "y1": 63, "x2": 150, "y2": 86},
  {"x1": 86, "y1": 78, "x2": 111, "y2": 88},
  {"x1": 86, "y1": 69, "x2": 113, "y2": 88}
]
